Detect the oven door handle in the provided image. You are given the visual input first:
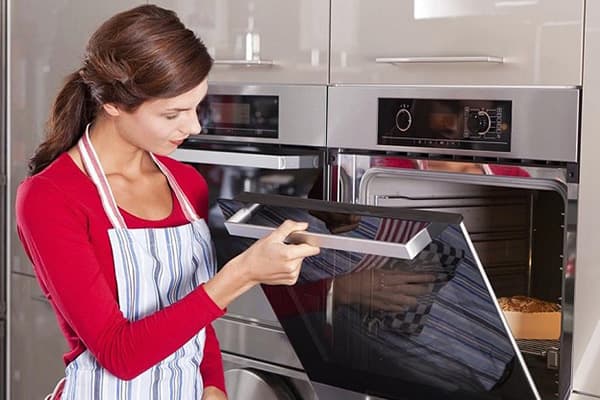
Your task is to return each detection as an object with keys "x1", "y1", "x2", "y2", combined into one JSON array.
[
  {"x1": 224, "y1": 203, "x2": 437, "y2": 260},
  {"x1": 172, "y1": 149, "x2": 319, "y2": 169}
]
